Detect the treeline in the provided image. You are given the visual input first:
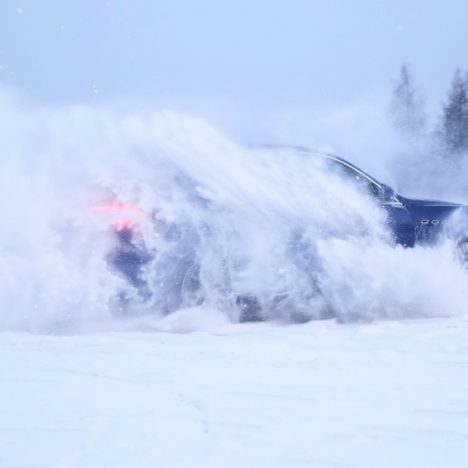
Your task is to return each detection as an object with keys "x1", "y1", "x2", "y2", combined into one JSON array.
[{"x1": 390, "y1": 65, "x2": 468, "y2": 156}]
